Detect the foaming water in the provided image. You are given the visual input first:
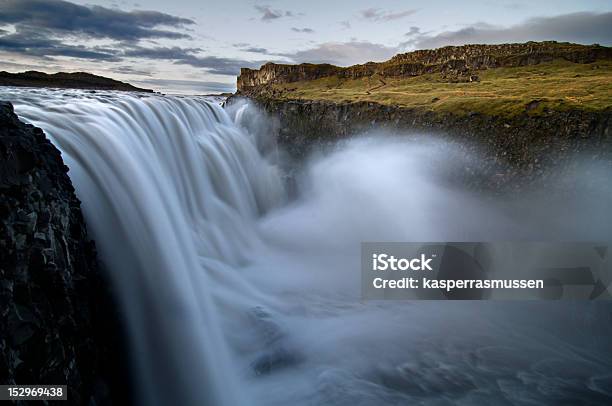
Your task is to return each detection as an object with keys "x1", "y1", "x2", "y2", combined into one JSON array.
[
  {"x1": 3, "y1": 88, "x2": 611, "y2": 405},
  {"x1": 5, "y1": 89, "x2": 285, "y2": 406}
]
